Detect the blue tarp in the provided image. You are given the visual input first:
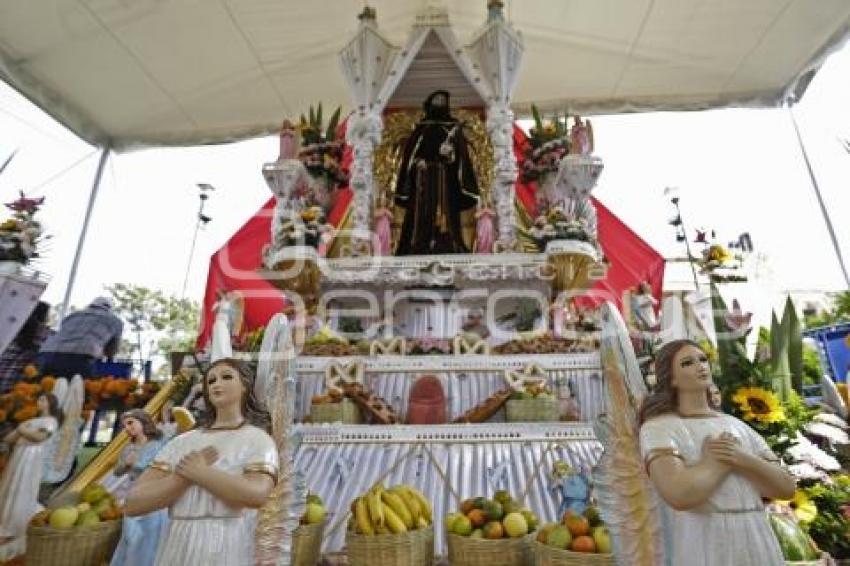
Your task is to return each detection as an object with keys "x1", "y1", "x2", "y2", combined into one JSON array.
[{"x1": 804, "y1": 323, "x2": 850, "y2": 382}]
